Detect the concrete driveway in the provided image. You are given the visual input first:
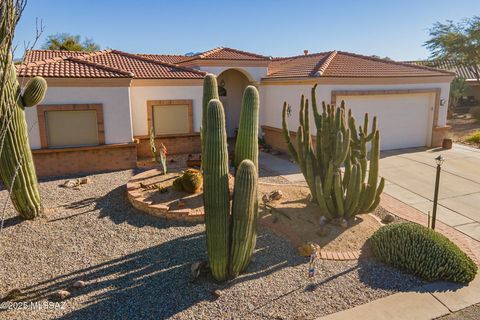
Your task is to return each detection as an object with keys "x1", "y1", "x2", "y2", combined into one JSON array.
[{"x1": 380, "y1": 144, "x2": 480, "y2": 240}]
